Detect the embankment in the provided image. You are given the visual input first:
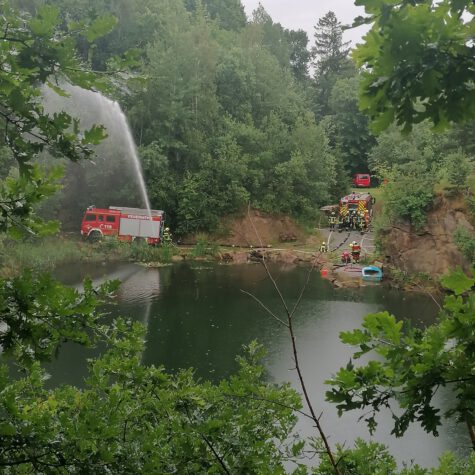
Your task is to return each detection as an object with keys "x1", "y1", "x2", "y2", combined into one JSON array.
[{"x1": 379, "y1": 194, "x2": 473, "y2": 276}]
